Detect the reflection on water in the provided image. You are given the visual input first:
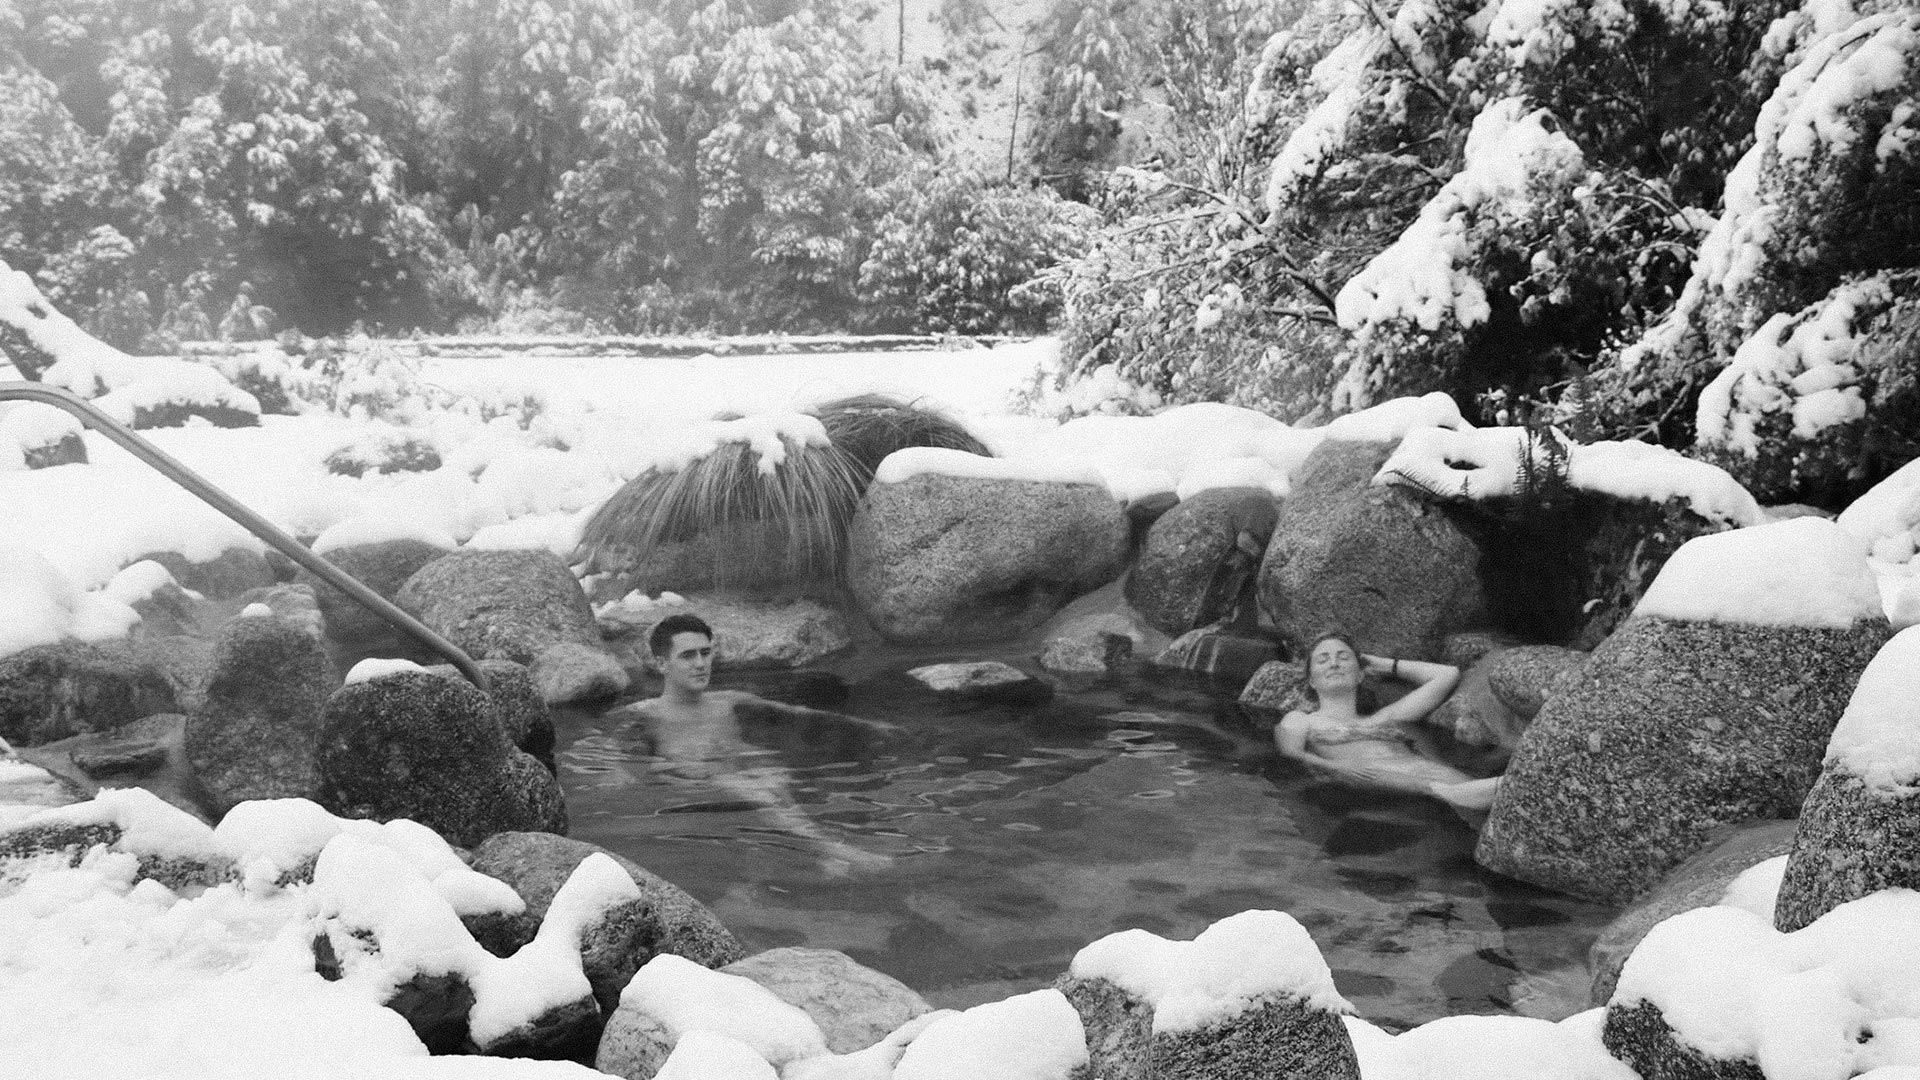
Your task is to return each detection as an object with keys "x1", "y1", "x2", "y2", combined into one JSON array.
[{"x1": 555, "y1": 662, "x2": 1615, "y2": 1031}]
